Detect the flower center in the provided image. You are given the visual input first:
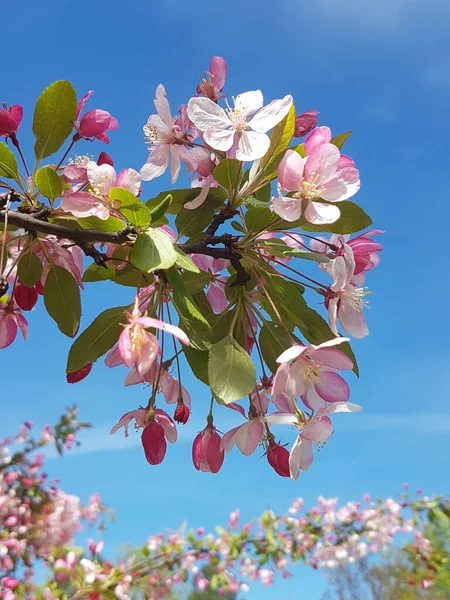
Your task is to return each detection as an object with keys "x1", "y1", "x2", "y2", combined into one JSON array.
[
  {"x1": 225, "y1": 98, "x2": 249, "y2": 133},
  {"x1": 301, "y1": 172, "x2": 327, "y2": 200},
  {"x1": 143, "y1": 124, "x2": 159, "y2": 145},
  {"x1": 68, "y1": 154, "x2": 93, "y2": 169},
  {"x1": 301, "y1": 360, "x2": 322, "y2": 384},
  {"x1": 342, "y1": 286, "x2": 371, "y2": 312}
]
